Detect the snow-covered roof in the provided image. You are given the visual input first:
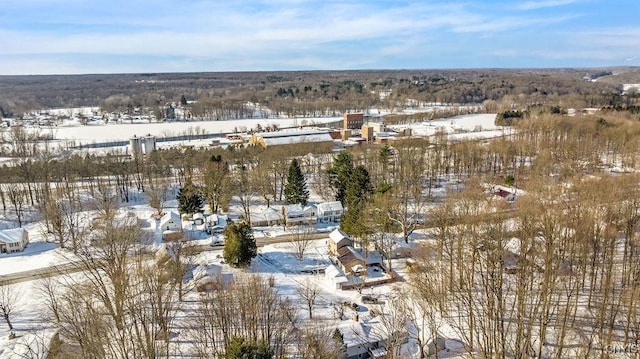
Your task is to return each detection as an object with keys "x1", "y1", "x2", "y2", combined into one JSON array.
[
  {"x1": 284, "y1": 204, "x2": 304, "y2": 216},
  {"x1": 338, "y1": 315, "x2": 388, "y2": 348},
  {"x1": 193, "y1": 212, "x2": 204, "y2": 220},
  {"x1": 317, "y1": 201, "x2": 343, "y2": 212},
  {"x1": 0, "y1": 228, "x2": 26, "y2": 244},
  {"x1": 329, "y1": 228, "x2": 351, "y2": 245},
  {"x1": 504, "y1": 237, "x2": 521, "y2": 255},
  {"x1": 260, "y1": 207, "x2": 282, "y2": 221},
  {"x1": 160, "y1": 211, "x2": 181, "y2": 226},
  {"x1": 370, "y1": 347, "x2": 387, "y2": 358},
  {"x1": 256, "y1": 129, "x2": 329, "y2": 139},
  {"x1": 192, "y1": 264, "x2": 222, "y2": 281},
  {"x1": 325, "y1": 264, "x2": 344, "y2": 278},
  {"x1": 251, "y1": 129, "x2": 334, "y2": 147},
  {"x1": 250, "y1": 207, "x2": 284, "y2": 224},
  {"x1": 206, "y1": 214, "x2": 219, "y2": 224}
]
